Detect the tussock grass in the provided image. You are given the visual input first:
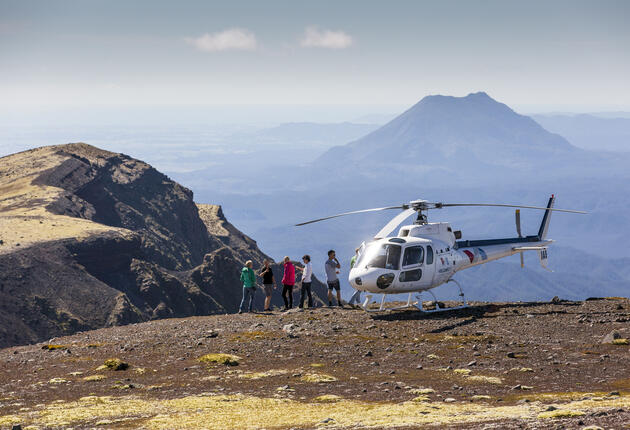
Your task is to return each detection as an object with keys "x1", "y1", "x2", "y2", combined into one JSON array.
[
  {"x1": 41, "y1": 344, "x2": 67, "y2": 351},
  {"x1": 3, "y1": 393, "x2": 629, "y2": 429},
  {"x1": 466, "y1": 375, "x2": 503, "y2": 385},
  {"x1": 83, "y1": 374, "x2": 106, "y2": 382},
  {"x1": 300, "y1": 373, "x2": 338, "y2": 383},
  {"x1": 312, "y1": 394, "x2": 342, "y2": 403},
  {"x1": 103, "y1": 358, "x2": 129, "y2": 371},
  {"x1": 471, "y1": 395, "x2": 492, "y2": 401},
  {"x1": 237, "y1": 369, "x2": 289, "y2": 380},
  {"x1": 198, "y1": 353, "x2": 241, "y2": 366},
  {"x1": 537, "y1": 409, "x2": 585, "y2": 419},
  {"x1": 409, "y1": 388, "x2": 435, "y2": 395}
]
